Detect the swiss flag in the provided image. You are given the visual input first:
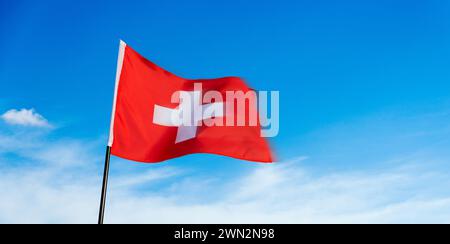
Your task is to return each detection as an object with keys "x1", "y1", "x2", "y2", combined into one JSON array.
[{"x1": 108, "y1": 41, "x2": 273, "y2": 163}]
